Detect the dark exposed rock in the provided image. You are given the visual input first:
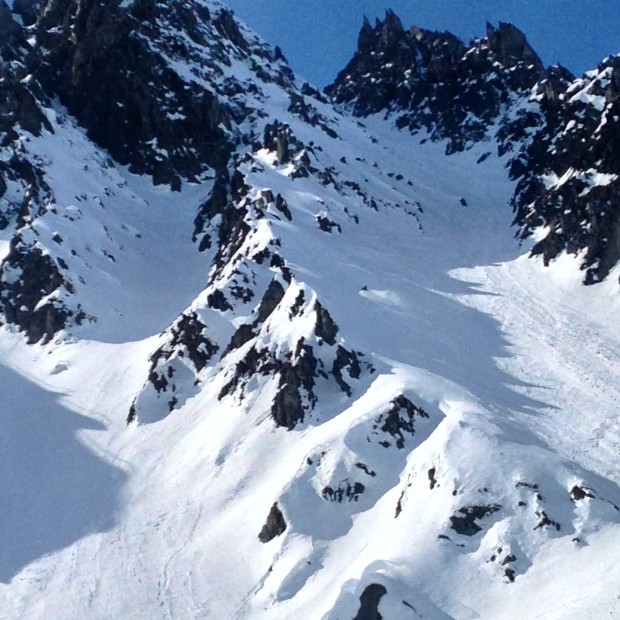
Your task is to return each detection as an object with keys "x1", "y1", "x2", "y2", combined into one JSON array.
[
  {"x1": 289, "y1": 289, "x2": 305, "y2": 318},
  {"x1": 128, "y1": 312, "x2": 218, "y2": 423},
  {"x1": 194, "y1": 168, "x2": 252, "y2": 276},
  {"x1": 437, "y1": 533, "x2": 464, "y2": 546},
  {"x1": 173, "y1": 313, "x2": 218, "y2": 372},
  {"x1": 300, "y1": 81, "x2": 327, "y2": 103},
  {"x1": 570, "y1": 485, "x2": 594, "y2": 501},
  {"x1": 274, "y1": 193, "x2": 292, "y2": 221},
  {"x1": 0, "y1": 153, "x2": 51, "y2": 234},
  {"x1": 488, "y1": 547, "x2": 518, "y2": 581},
  {"x1": 218, "y1": 345, "x2": 274, "y2": 400},
  {"x1": 273, "y1": 45, "x2": 286, "y2": 63},
  {"x1": 502, "y1": 553, "x2": 517, "y2": 566},
  {"x1": 0, "y1": 243, "x2": 76, "y2": 343},
  {"x1": 126, "y1": 400, "x2": 137, "y2": 424},
  {"x1": 150, "y1": 312, "x2": 219, "y2": 374},
  {"x1": 230, "y1": 284, "x2": 254, "y2": 303},
  {"x1": 512, "y1": 57, "x2": 620, "y2": 283},
  {"x1": 317, "y1": 215, "x2": 342, "y2": 234},
  {"x1": 331, "y1": 345, "x2": 362, "y2": 396},
  {"x1": 322, "y1": 481, "x2": 365, "y2": 502},
  {"x1": 515, "y1": 481, "x2": 539, "y2": 490},
  {"x1": 355, "y1": 462, "x2": 376, "y2": 477},
  {"x1": 223, "y1": 323, "x2": 256, "y2": 357},
  {"x1": 12, "y1": 0, "x2": 43, "y2": 26},
  {"x1": 449, "y1": 504, "x2": 501, "y2": 536},
  {"x1": 0, "y1": 33, "x2": 76, "y2": 343},
  {"x1": 271, "y1": 339, "x2": 319, "y2": 430},
  {"x1": 207, "y1": 289, "x2": 233, "y2": 312},
  {"x1": 271, "y1": 364, "x2": 306, "y2": 430},
  {"x1": 534, "y1": 510, "x2": 561, "y2": 531},
  {"x1": 353, "y1": 583, "x2": 387, "y2": 620},
  {"x1": 258, "y1": 502, "x2": 287, "y2": 543},
  {"x1": 288, "y1": 92, "x2": 318, "y2": 125},
  {"x1": 32, "y1": 0, "x2": 233, "y2": 188},
  {"x1": 287, "y1": 92, "x2": 339, "y2": 139},
  {"x1": 0, "y1": 1, "x2": 20, "y2": 42},
  {"x1": 230, "y1": 168, "x2": 249, "y2": 201},
  {"x1": 217, "y1": 286, "x2": 368, "y2": 429},
  {"x1": 257, "y1": 278, "x2": 285, "y2": 323},
  {"x1": 219, "y1": 308, "x2": 365, "y2": 430},
  {"x1": 485, "y1": 22, "x2": 543, "y2": 71},
  {"x1": 194, "y1": 172, "x2": 230, "y2": 242},
  {"x1": 263, "y1": 120, "x2": 306, "y2": 164},
  {"x1": 314, "y1": 301, "x2": 338, "y2": 345},
  {"x1": 141, "y1": 311, "x2": 217, "y2": 406},
  {"x1": 371, "y1": 394, "x2": 429, "y2": 448},
  {"x1": 428, "y1": 467, "x2": 438, "y2": 490},
  {"x1": 0, "y1": 57, "x2": 51, "y2": 139},
  {"x1": 213, "y1": 7, "x2": 246, "y2": 52}
]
